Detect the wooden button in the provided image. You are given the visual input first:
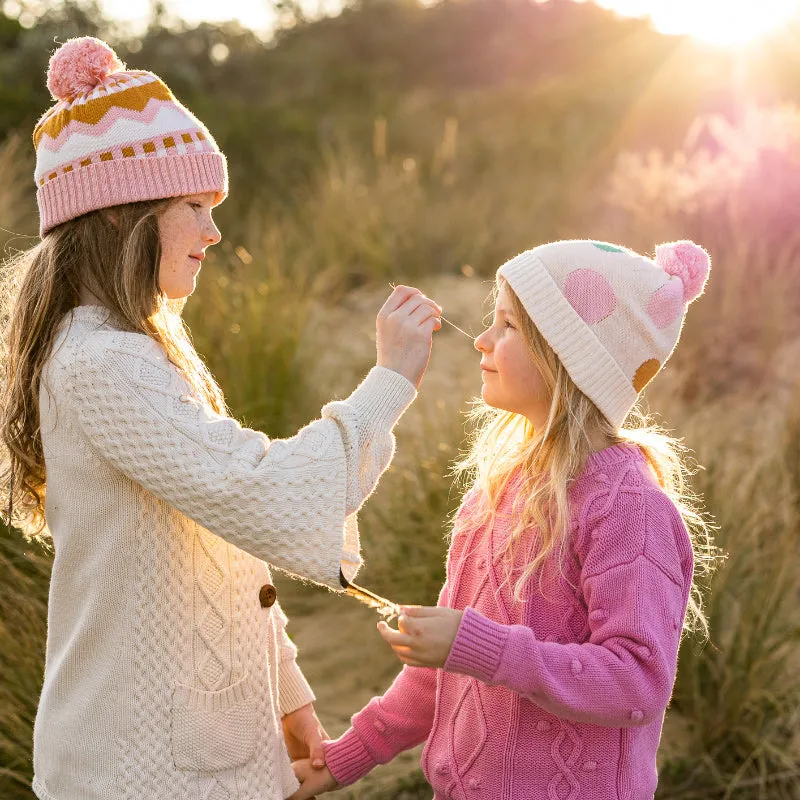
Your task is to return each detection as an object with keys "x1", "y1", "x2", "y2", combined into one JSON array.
[{"x1": 259, "y1": 583, "x2": 277, "y2": 608}]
